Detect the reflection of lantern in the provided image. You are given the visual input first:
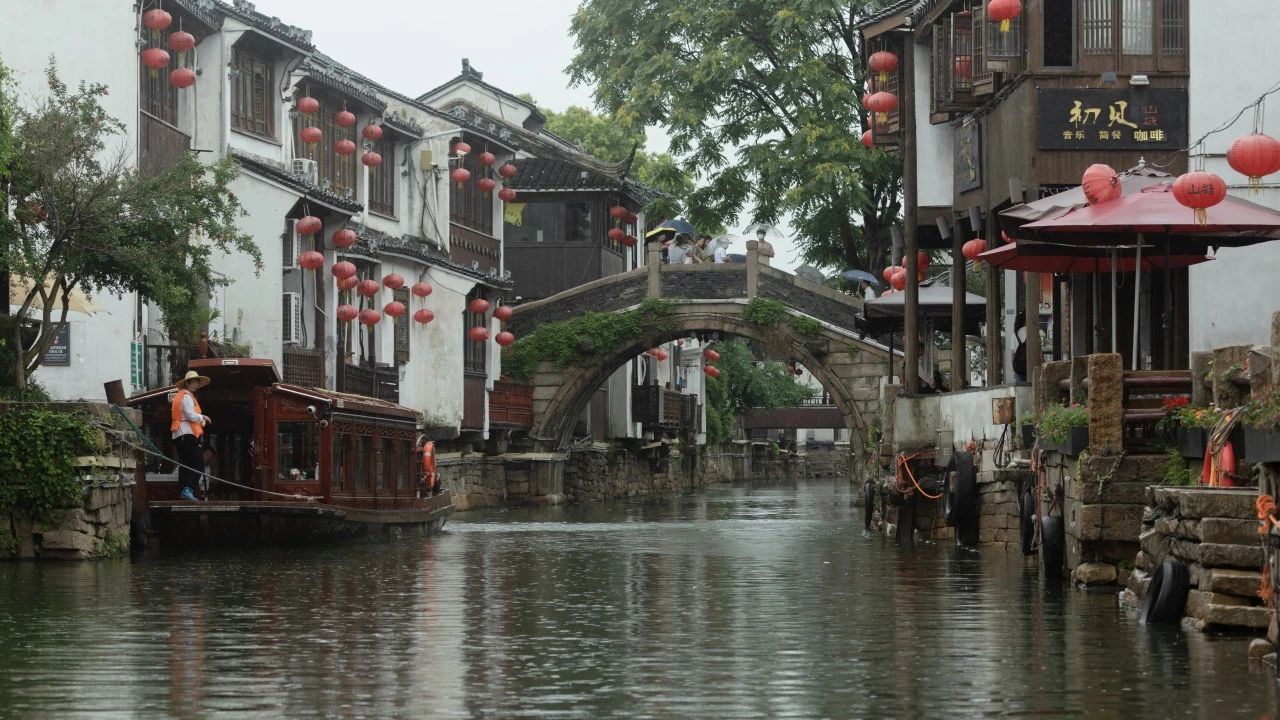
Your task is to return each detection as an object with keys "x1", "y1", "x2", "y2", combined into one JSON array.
[
  {"x1": 1172, "y1": 171, "x2": 1227, "y2": 225},
  {"x1": 361, "y1": 152, "x2": 382, "y2": 168},
  {"x1": 361, "y1": 124, "x2": 383, "y2": 141},
  {"x1": 1082, "y1": 164, "x2": 1121, "y2": 205},
  {"x1": 868, "y1": 51, "x2": 898, "y2": 84},
  {"x1": 1227, "y1": 134, "x2": 1280, "y2": 188},
  {"x1": 865, "y1": 91, "x2": 898, "y2": 123},
  {"x1": 411, "y1": 282, "x2": 433, "y2": 298},
  {"x1": 296, "y1": 96, "x2": 319, "y2": 114},
  {"x1": 987, "y1": 0, "x2": 1022, "y2": 32},
  {"x1": 296, "y1": 216, "x2": 322, "y2": 236},
  {"x1": 494, "y1": 305, "x2": 514, "y2": 322},
  {"x1": 496, "y1": 331, "x2": 516, "y2": 347},
  {"x1": 414, "y1": 308, "x2": 435, "y2": 324},
  {"x1": 704, "y1": 365, "x2": 721, "y2": 378},
  {"x1": 300, "y1": 126, "x2": 322, "y2": 144},
  {"x1": 336, "y1": 304, "x2": 358, "y2": 322},
  {"x1": 861, "y1": 130, "x2": 873, "y2": 149},
  {"x1": 359, "y1": 308, "x2": 381, "y2": 325},
  {"x1": 961, "y1": 238, "x2": 988, "y2": 263},
  {"x1": 333, "y1": 228, "x2": 357, "y2": 248},
  {"x1": 468, "y1": 326, "x2": 489, "y2": 342},
  {"x1": 384, "y1": 301, "x2": 406, "y2": 318},
  {"x1": 331, "y1": 261, "x2": 357, "y2": 279},
  {"x1": 357, "y1": 279, "x2": 380, "y2": 297},
  {"x1": 298, "y1": 251, "x2": 325, "y2": 270},
  {"x1": 468, "y1": 298, "x2": 490, "y2": 314},
  {"x1": 168, "y1": 68, "x2": 196, "y2": 89},
  {"x1": 383, "y1": 273, "x2": 405, "y2": 290}
]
